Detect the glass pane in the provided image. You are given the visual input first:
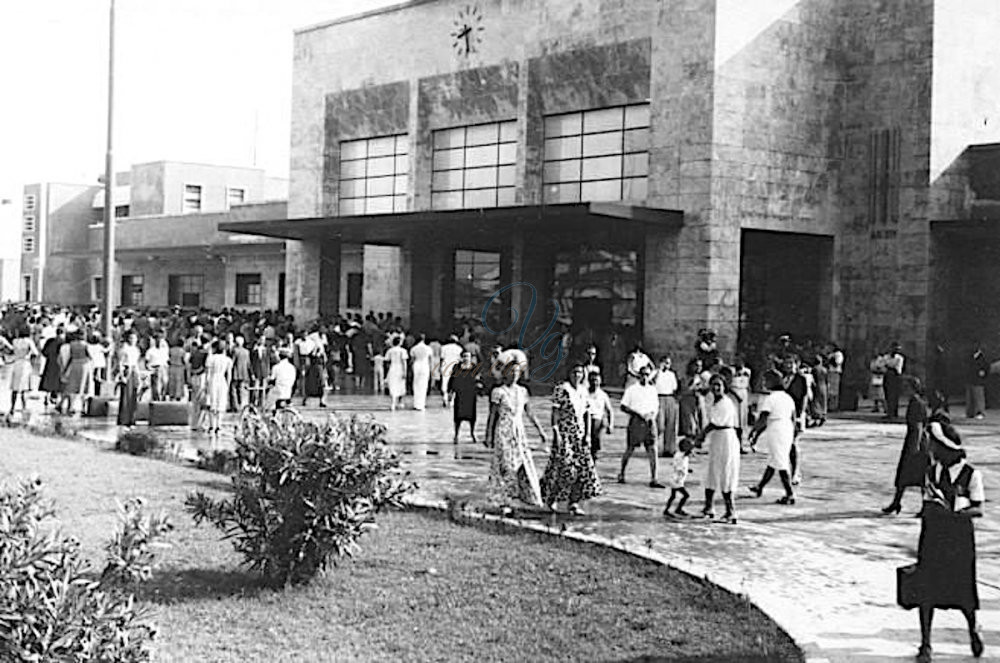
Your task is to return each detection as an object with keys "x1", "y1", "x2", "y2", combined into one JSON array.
[
  {"x1": 466, "y1": 123, "x2": 499, "y2": 146},
  {"x1": 623, "y1": 152, "x2": 649, "y2": 177},
  {"x1": 581, "y1": 179, "x2": 622, "y2": 201},
  {"x1": 432, "y1": 191, "x2": 464, "y2": 210},
  {"x1": 543, "y1": 136, "x2": 581, "y2": 160},
  {"x1": 393, "y1": 194, "x2": 408, "y2": 212},
  {"x1": 368, "y1": 156, "x2": 395, "y2": 177},
  {"x1": 544, "y1": 182, "x2": 580, "y2": 204},
  {"x1": 340, "y1": 159, "x2": 366, "y2": 179},
  {"x1": 545, "y1": 113, "x2": 581, "y2": 138},
  {"x1": 499, "y1": 121, "x2": 517, "y2": 142},
  {"x1": 393, "y1": 174, "x2": 408, "y2": 194},
  {"x1": 366, "y1": 176, "x2": 396, "y2": 197},
  {"x1": 623, "y1": 127, "x2": 649, "y2": 153},
  {"x1": 465, "y1": 188, "x2": 497, "y2": 208},
  {"x1": 583, "y1": 107, "x2": 624, "y2": 133},
  {"x1": 498, "y1": 142, "x2": 517, "y2": 164},
  {"x1": 432, "y1": 148, "x2": 464, "y2": 171},
  {"x1": 434, "y1": 128, "x2": 465, "y2": 149},
  {"x1": 543, "y1": 160, "x2": 581, "y2": 183},
  {"x1": 625, "y1": 104, "x2": 650, "y2": 129},
  {"x1": 497, "y1": 164, "x2": 516, "y2": 187},
  {"x1": 432, "y1": 169, "x2": 464, "y2": 191},
  {"x1": 339, "y1": 178, "x2": 366, "y2": 198},
  {"x1": 465, "y1": 144, "x2": 498, "y2": 168},
  {"x1": 339, "y1": 198, "x2": 366, "y2": 216},
  {"x1": 581, "y1": 155, "x2": 622, "y2": 180},
  {"x1": 582, "y1": 131, "x2": 623, "y2": 157},
  {"x1": 340, "y1": 140, "x2": 367, "y2": 160},
  {"x1": 368, "y1": 136, "x2": 396, "y2": 157},
  {"x1": 393, "y1": 135, "x2": 408, "y2": 155},
  {"x1": 394, "y1": 153, "x2": 409, "y2": 174},
  {"x1": 366, "y1": 196, "x2": 395, "y2": 214},
  {"x1": 623, "y1": 177, "x2": 648, "y2": 200},
  {"x1": 464, "y1": 167, "x2": 498, "y2": 189},
  {"x1": 497, "y1": 187, "x2": 516, "y2": 206}
]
